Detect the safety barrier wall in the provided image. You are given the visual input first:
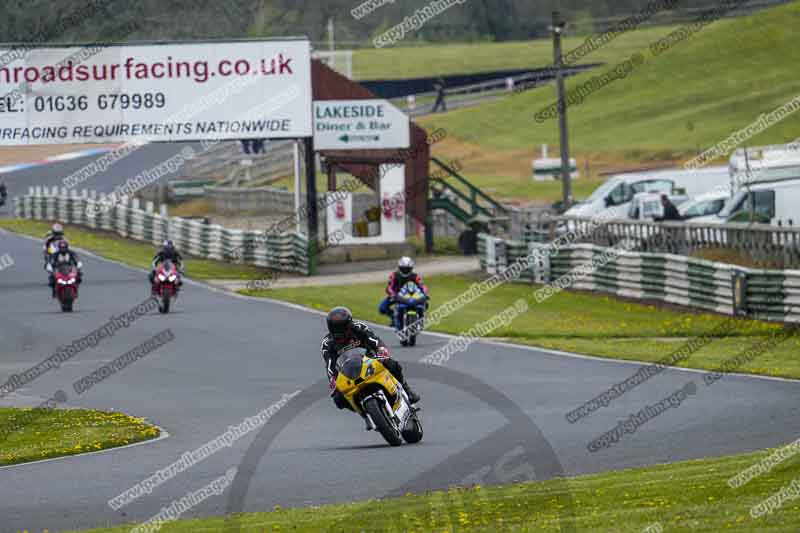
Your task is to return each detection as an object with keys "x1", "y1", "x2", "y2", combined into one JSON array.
[
  {"x1": 14, "y1": 188, "x2": 309, "y2": 275},
  {"x1": 478, "y1": 234, "x2": 800, "y2": 324},
  {"x1": 529, "y1": 215, "x2": 800, "y2": 268}
]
